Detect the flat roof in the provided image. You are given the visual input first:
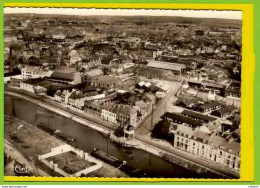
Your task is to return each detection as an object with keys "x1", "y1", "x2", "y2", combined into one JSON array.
[{"x1": 147, "y1": 60, "x2": 185, "y2": 71}]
